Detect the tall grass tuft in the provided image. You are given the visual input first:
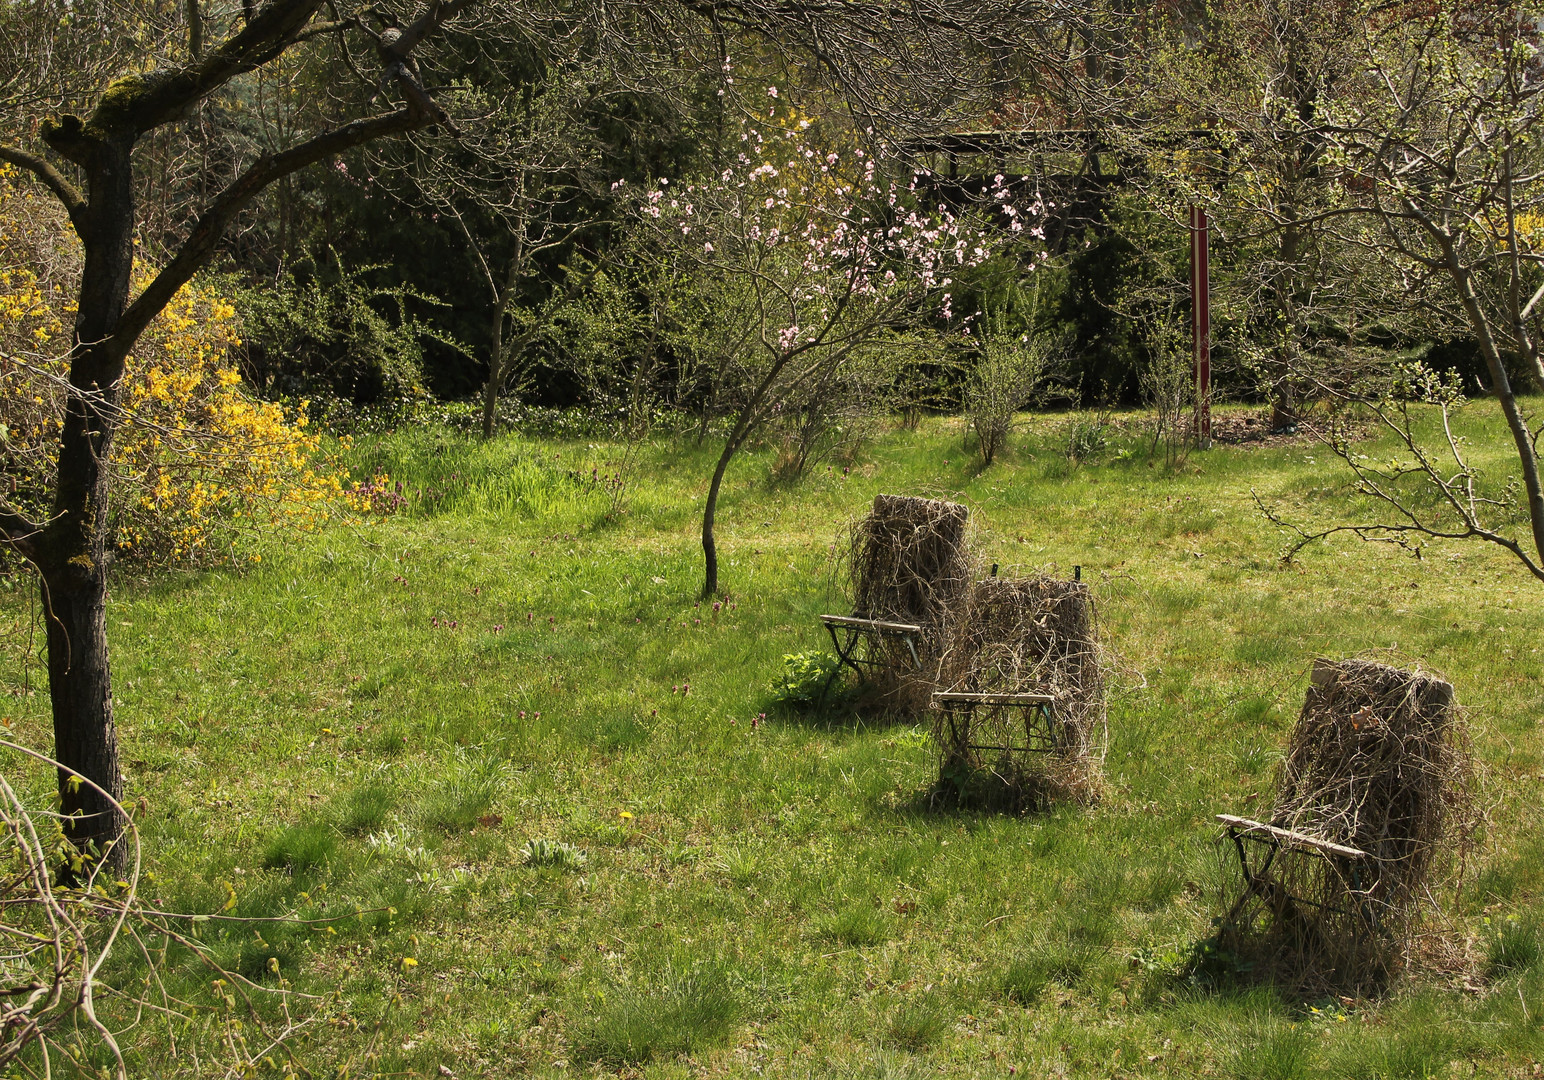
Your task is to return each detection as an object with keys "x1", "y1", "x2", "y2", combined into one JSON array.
[{"x1": 572, "y1": 964, "x2": 740, "y2": 1064}]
